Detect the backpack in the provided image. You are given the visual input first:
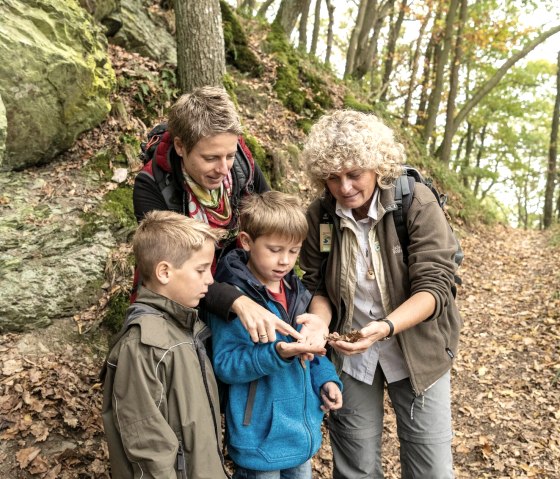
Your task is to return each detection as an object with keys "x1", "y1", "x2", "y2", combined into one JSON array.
[
  {"x1": 139, "y1": 122, "x2": 255, "y2": 213},
  {"x1": 394, "y1": 166, "x2": 464, "y2": 293}
]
